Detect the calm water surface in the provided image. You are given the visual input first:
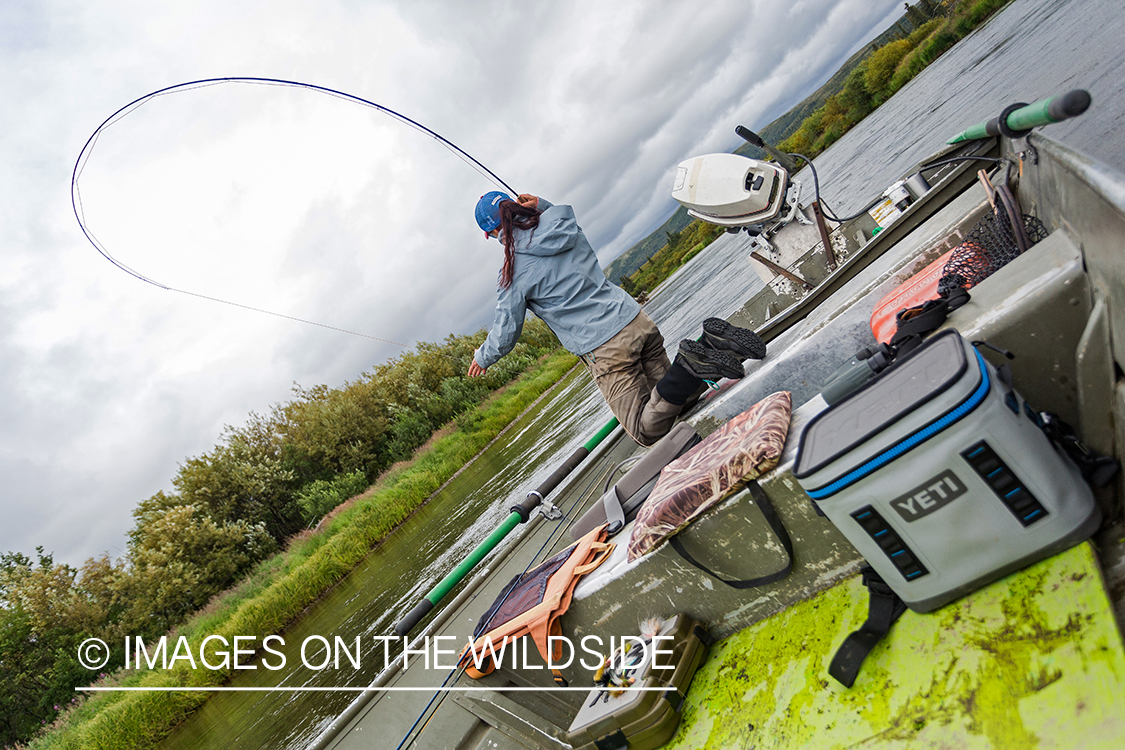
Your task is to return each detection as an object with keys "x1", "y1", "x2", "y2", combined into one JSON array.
[{"x1": 159, "y1": 0, "x2": 1125, "y2": 746}]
